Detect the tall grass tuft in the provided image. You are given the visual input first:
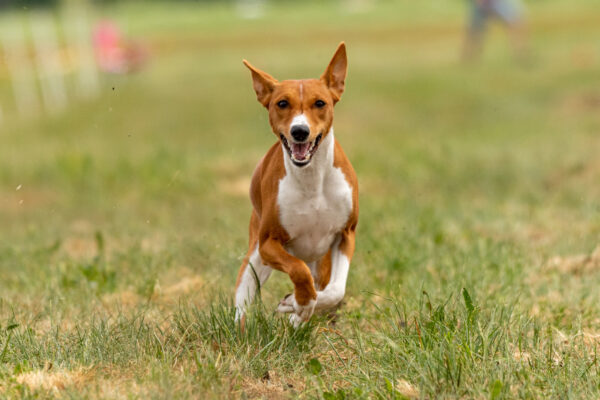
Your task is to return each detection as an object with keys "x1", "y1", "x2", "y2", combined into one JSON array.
[{"x1": 173, "y1": 294, "x2": 318, "y2": 375}]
